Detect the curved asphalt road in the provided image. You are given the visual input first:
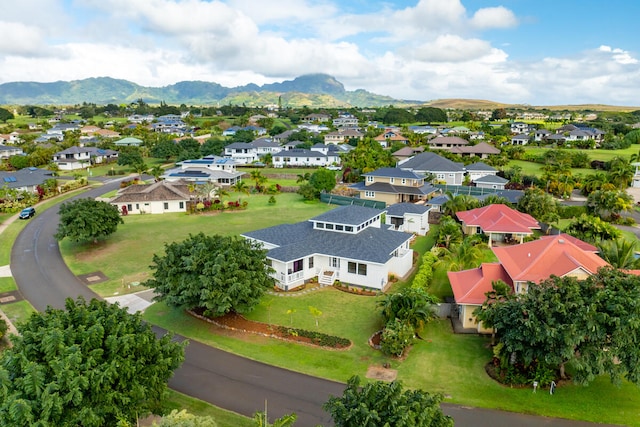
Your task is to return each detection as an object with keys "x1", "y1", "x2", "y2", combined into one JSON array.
[{"x1": 10, "y1": 181, "x2": 622, "y2": 427}]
